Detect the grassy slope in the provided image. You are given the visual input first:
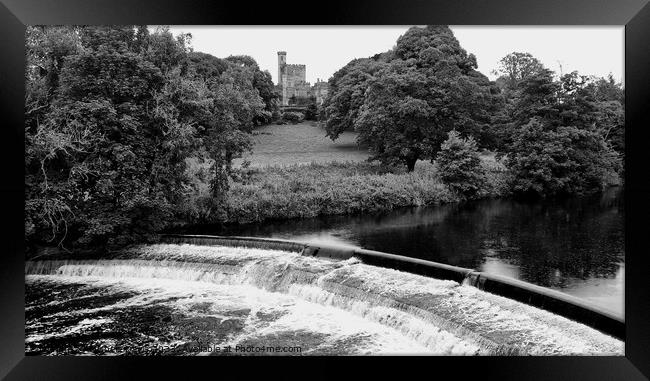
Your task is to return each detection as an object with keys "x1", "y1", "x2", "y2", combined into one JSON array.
[{"x1": 233, "y1": 122, "x2": 369, "y2": 167}]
